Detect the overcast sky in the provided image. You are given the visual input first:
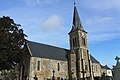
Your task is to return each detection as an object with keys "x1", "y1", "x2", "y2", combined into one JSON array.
[{"x1": 1, "y1": 0, "x2": 120, "y2": 67}]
